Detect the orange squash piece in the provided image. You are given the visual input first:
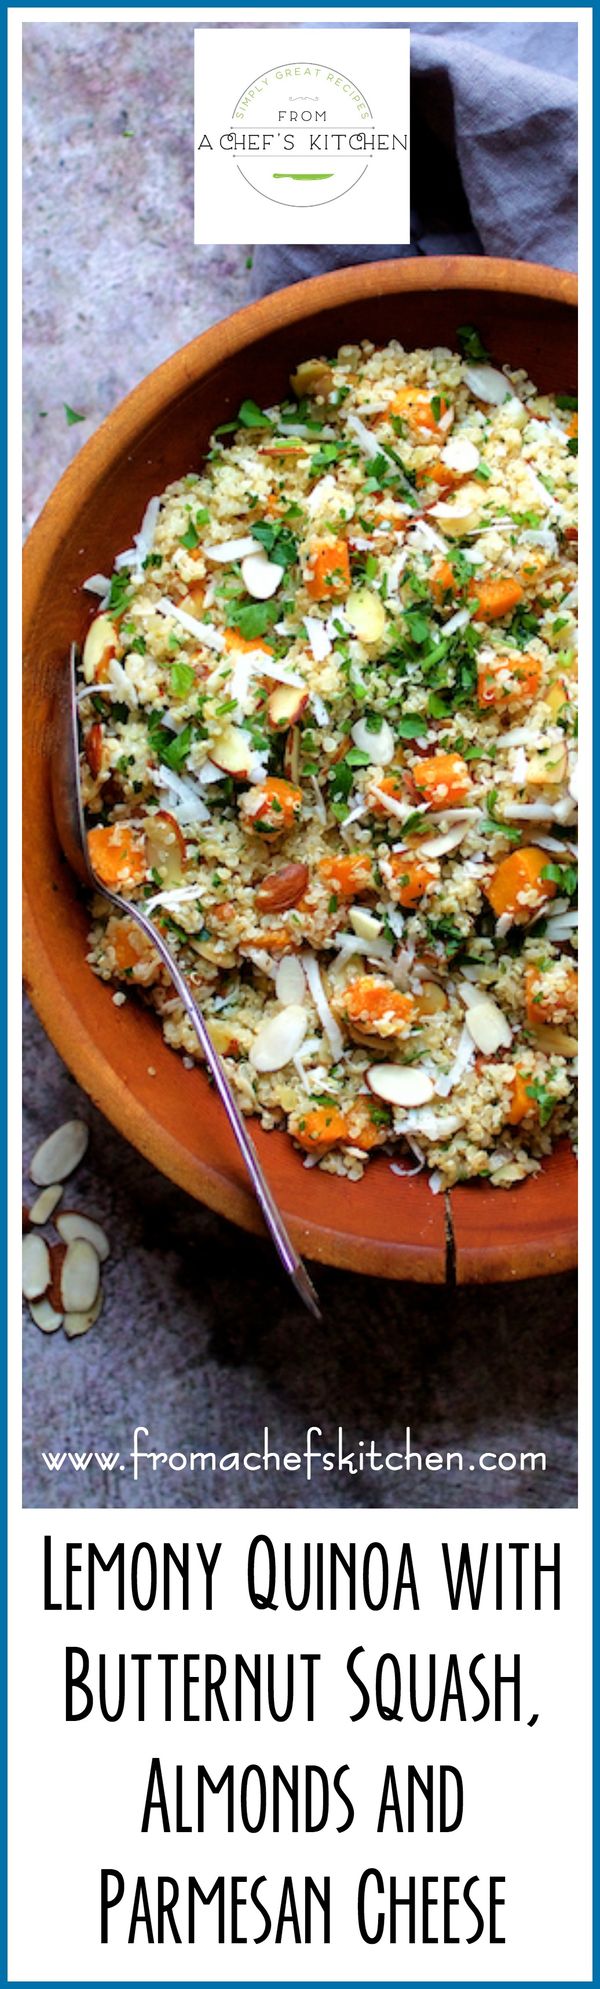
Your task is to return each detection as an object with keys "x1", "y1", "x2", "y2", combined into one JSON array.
[
  {"x1": 107, "y1": 917, "x2": 160, "y2": 982},
  {"x1": 244, "y1": 776, "x2": 302, "y2": 835},
  {"x1": 385, "y1": 853, "x2": 437, "y2": 908},
  {"x1": 368, "y1": 771, "x2": 406, "y2": 815},
  {"x1": 87, "y1": 823, "x2": 147, "y2": 890},
  {"x1": 344, "y1": 1096, "x2": 391, "y2": 1151},
  {"x1": 431, "y1": 558, "x2": 458, "y2": 603},
  {"x1": 469, "y1": 576, "x2": 524, "y2": 622},
  {"x1": 389, "y1": 387, "x2": 448, "y2": 435},
  {"x1": 224, "y1": 627, "x2": 273, "y2": 655},
  {"x1": 477, "y1": 651, "x2": 542, "y2": 708},
  {"x1": 506, "y1": 1069, "x2": 536, "y2": 1126},
  {"x1": 318, "y1": 852, "x2": 374, "y2": 899},
  {"x1": 246, "y1": 928, "x2": 301, "y2": 953},
  {"x1": 485, "y1": 847, "x2": 557, "y2": 923},
  {"x1": 306, "y1": 538, "x2": 351, "y2": 601},
  {"x1": 524, "y1": 963, "x2": 578, "y2": 1026},
  {"x1": 292, "y1": 1105, "x2": 349, "y2": 1151},
  {"x1": 337, "y1": 976, "x2": 415, "y2": 1038},
  {"x1": 418, "y1": 461, "x2": 457, "y2": 492},
  {"x1": 412, "y1": 752, "x2": 471, "y2": 809}
]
